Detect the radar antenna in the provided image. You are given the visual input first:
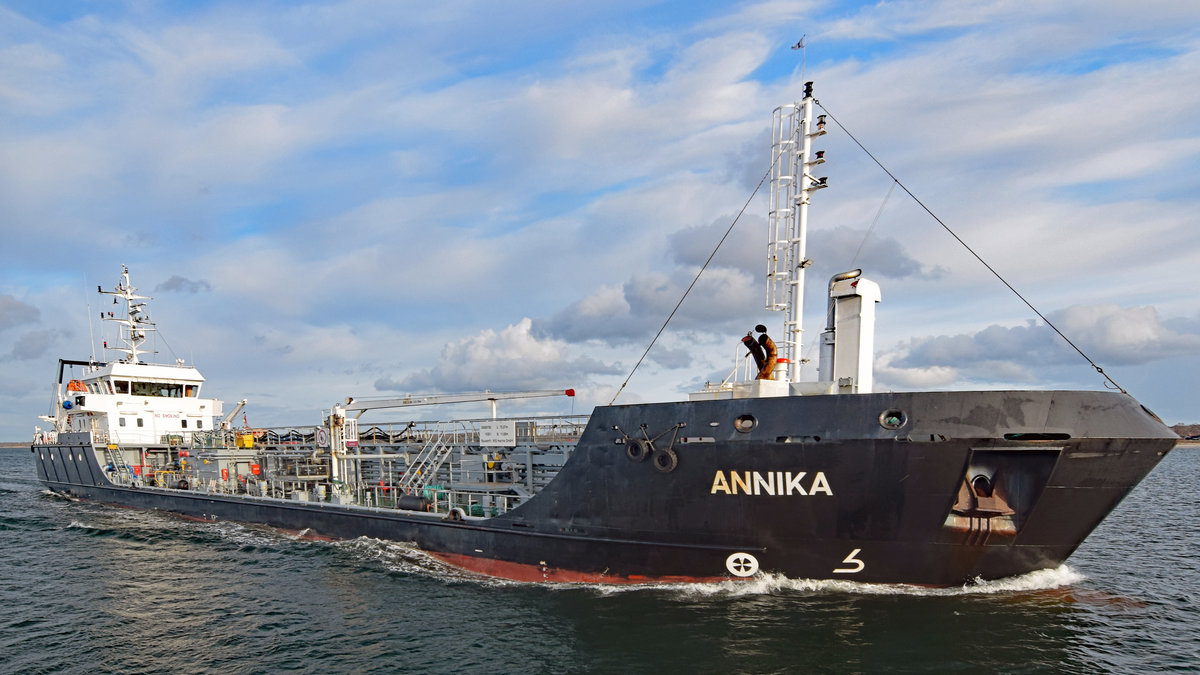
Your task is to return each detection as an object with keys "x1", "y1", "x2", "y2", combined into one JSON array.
[{"x1": 98, "y1": 265, "x2": 157, "y2": 364}]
